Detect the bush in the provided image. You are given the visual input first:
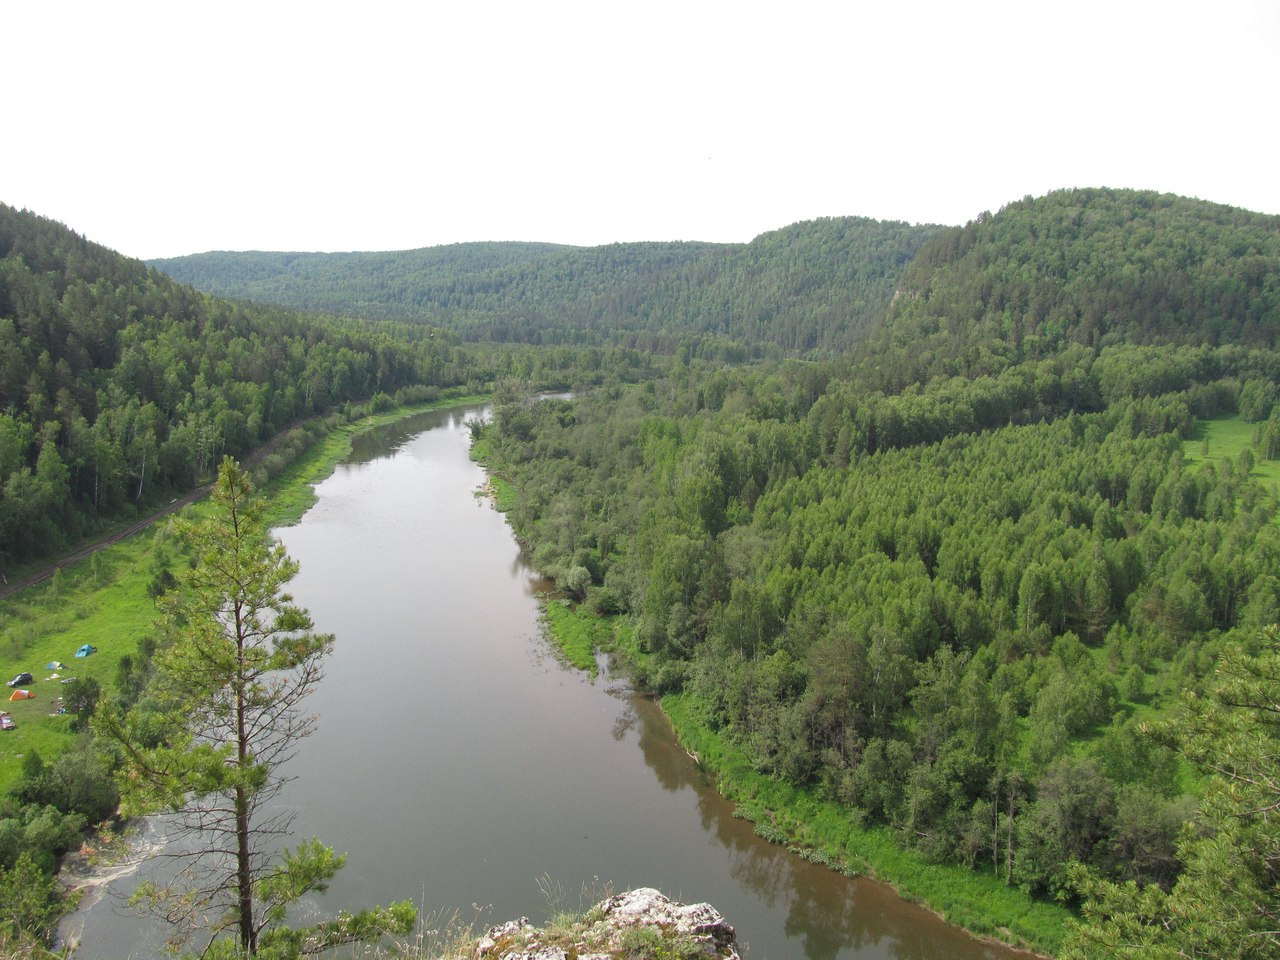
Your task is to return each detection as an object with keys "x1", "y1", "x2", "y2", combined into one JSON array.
[
  {"x1": 62, "y1": 677, "x2": 101, "y2": 732},
  {"x1": 0, "y1": 852, "x2": 77, "y2": 946},
  {"x1": 588, "y1": 585, "x2": 625, "y2": 616},
  {"x1": 9, "y1": 744, "x2": 118, "y2": 826},
  {"x1": 562, "y1": 565, "x2": 592, "y2": 601},
  {"x1": 395, "y1": 384, "x2": 440, "y2": 405}
]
